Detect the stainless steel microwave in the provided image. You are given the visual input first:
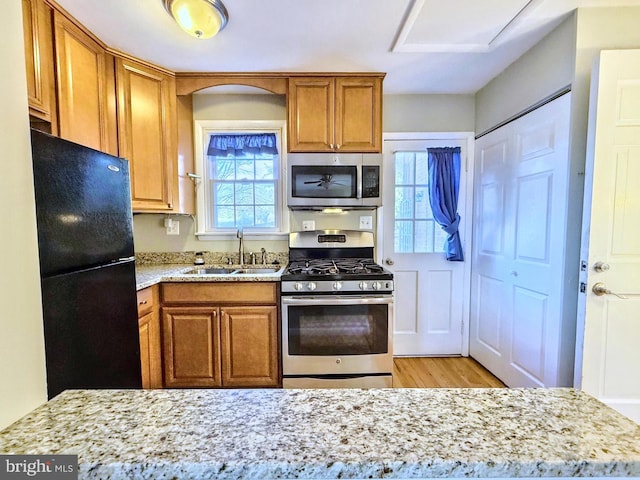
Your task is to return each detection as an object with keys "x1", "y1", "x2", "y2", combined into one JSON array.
[{"x1": 287, "y1": 153, "x2": 382, "y2": 208}]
